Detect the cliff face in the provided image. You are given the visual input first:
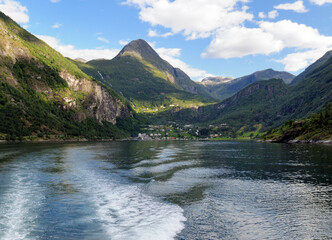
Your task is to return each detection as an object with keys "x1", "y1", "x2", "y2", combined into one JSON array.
[
  {"x1": 59, "y1": 71, "x2": 131, "y2": 124},
  {"x1": 0, "y1": 11, "x2": 133, "y2": 140}
]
